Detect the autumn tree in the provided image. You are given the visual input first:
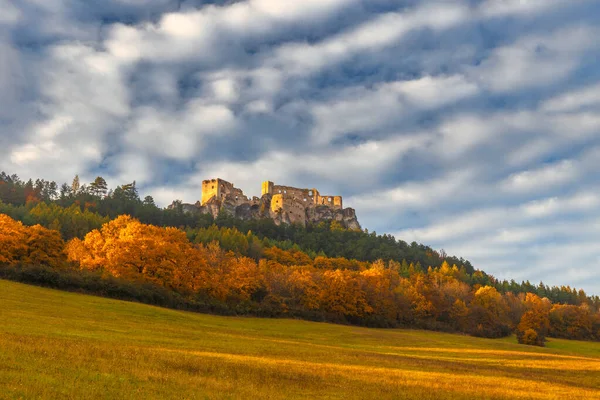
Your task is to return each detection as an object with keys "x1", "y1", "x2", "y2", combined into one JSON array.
[
  {"x1": 548, "y1": 303, "x2": 597, "y2": 341},
  {"x1": 23, "y1": 225, "x2": 66, "y2": 268},
  {"x1": 66, "y1": 215, "x2": 205, "y2": 292},
  {"x1": 0, "y1": 214, "x2": 28, "y2": 265},
  {"x1": 0, "y1": 214, "x2": 66, "y2": 268},
  {"x1": 468, "y1": 286, "x2": 511, "y2": 338},
  {"x1": 319, "y1": 269, "x2": 372, "y2": 319},
  {"x1": 286, "y1": 266, "x2": 321, "y2": 311},
  {"x1": 516, "y1": 293, "x2": 551, "y2": 346},
  {"x1": 359, "y1": 262, "x2": 402, "y2": 323}
]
